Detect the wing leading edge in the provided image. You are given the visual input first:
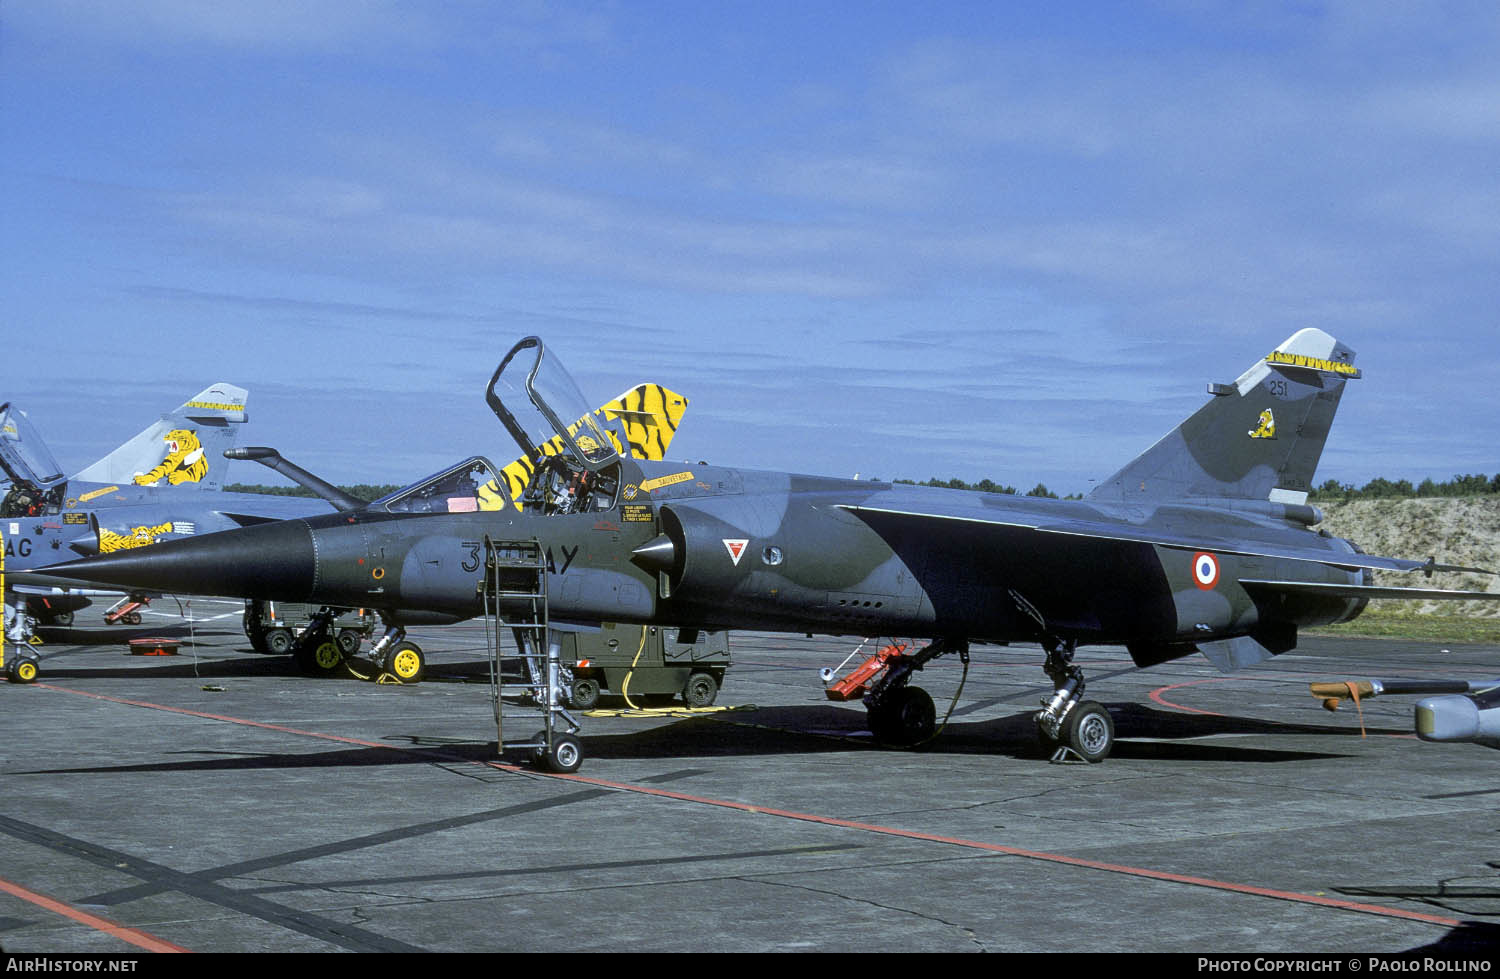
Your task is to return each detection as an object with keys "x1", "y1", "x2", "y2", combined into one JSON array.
[
  {"x1": 1239, "y1": 580, "x2": 1500, "y2": 602},
  {"x1": 838, "y1": 504, "x2": 1494, "y2": 579}
]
